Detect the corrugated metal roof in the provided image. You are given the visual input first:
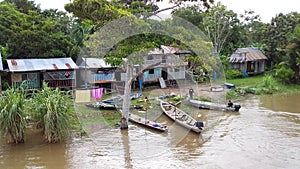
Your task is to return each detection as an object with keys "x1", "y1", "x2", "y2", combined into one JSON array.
[
  {"x1": 78, "y1": 58, "x2": 112, "y2": 68},
  {"x1": 161, "y1": 45, "x2": 179, "y2": 54},
  {"x1": 7, "y1": 58, "x2": 78, "y2": 72},
  {"x1": 228, "y1": 47, "x2": 268, "y2": 63},
  {"x1": 0, "y1": 52, "x2": 3, "y2": 71},
  {"x1": 161, "y1": 45, "x2": 191, "y2": 54},
  {"x1": 149, "y1": 45, "x2": 191, "y2": 55}
]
